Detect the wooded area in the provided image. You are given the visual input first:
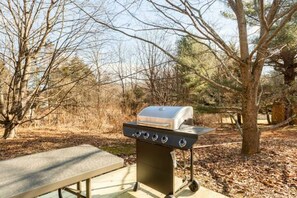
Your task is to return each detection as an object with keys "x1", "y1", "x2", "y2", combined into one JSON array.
[{"x1": 1, "y1": 0, "x2": 296, "y2": 155}]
